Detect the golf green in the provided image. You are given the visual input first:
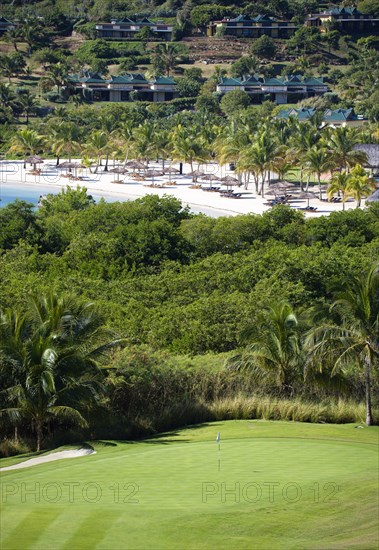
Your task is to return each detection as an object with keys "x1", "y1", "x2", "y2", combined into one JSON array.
[{"x1": 1, "y1": 421, "x2": 378, "y2": 549}]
